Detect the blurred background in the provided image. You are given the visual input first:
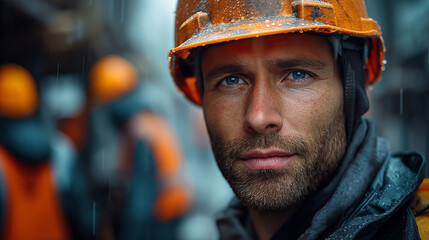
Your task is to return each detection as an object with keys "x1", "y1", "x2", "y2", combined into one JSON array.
[
  {"x1": 366, "y1": 0, "x2": 429, "y2": 174},
  {"x1": 0, "y1": 0, "x2": 427, "y2": 239}
]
